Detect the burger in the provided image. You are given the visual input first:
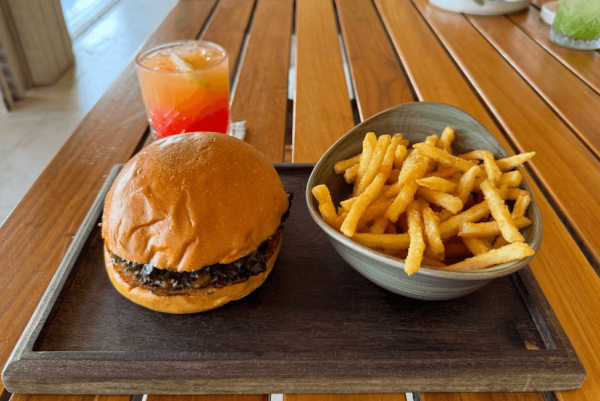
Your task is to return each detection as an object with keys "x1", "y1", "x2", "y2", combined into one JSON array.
[{"x1": 102, "y1": 132, "x2": 290, "y2": 314}]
